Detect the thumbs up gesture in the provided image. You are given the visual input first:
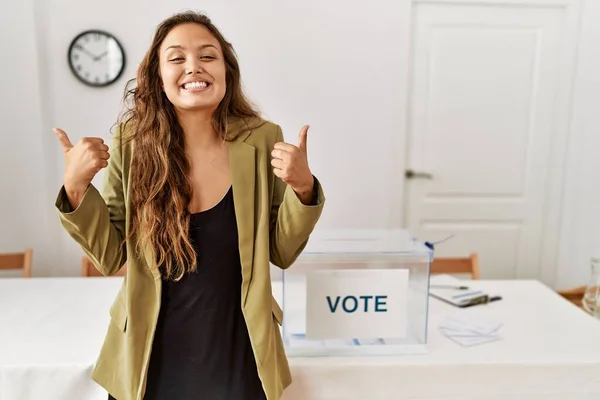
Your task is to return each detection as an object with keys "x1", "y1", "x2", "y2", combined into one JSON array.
[
  {"x1": 271, "y1": 125, "x2": 315, "y2": 204},
  {"x1": 53, "y1": 128, "x2": 110, "y2": 195}
]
